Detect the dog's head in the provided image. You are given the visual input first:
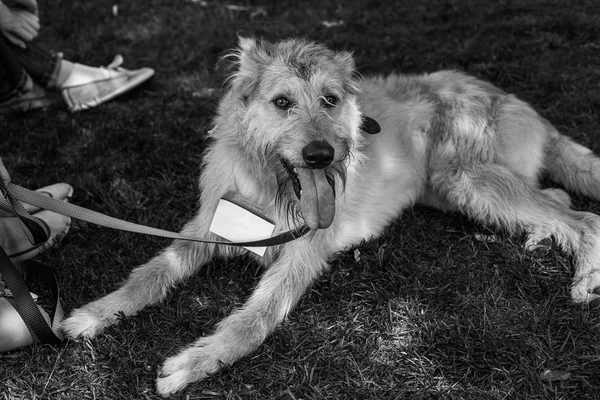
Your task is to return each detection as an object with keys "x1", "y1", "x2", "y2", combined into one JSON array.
[{"x1": 221, "y1": 36, "x2": 367, "y2": 230}]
